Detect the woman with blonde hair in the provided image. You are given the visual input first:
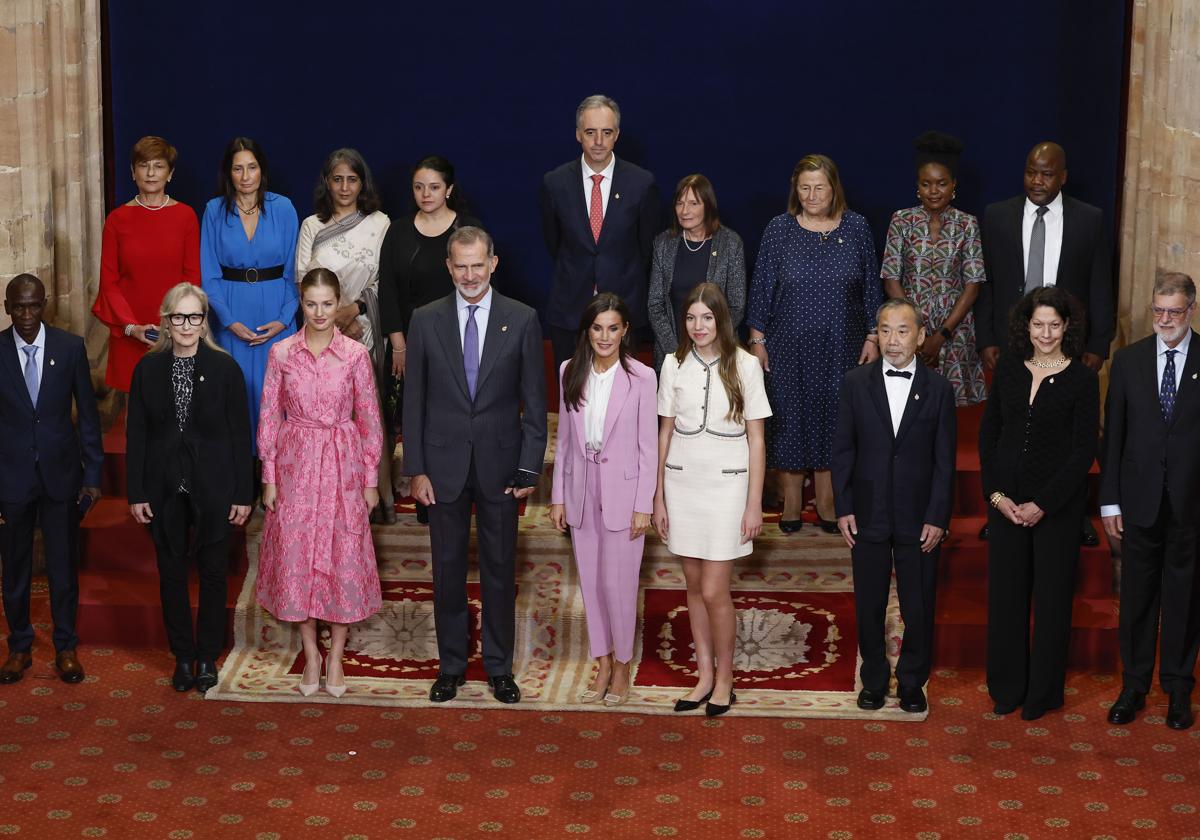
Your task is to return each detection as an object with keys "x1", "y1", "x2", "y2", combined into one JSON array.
[{"x1": 126, "y1": 283, "x2": 254, "y2": 693}]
